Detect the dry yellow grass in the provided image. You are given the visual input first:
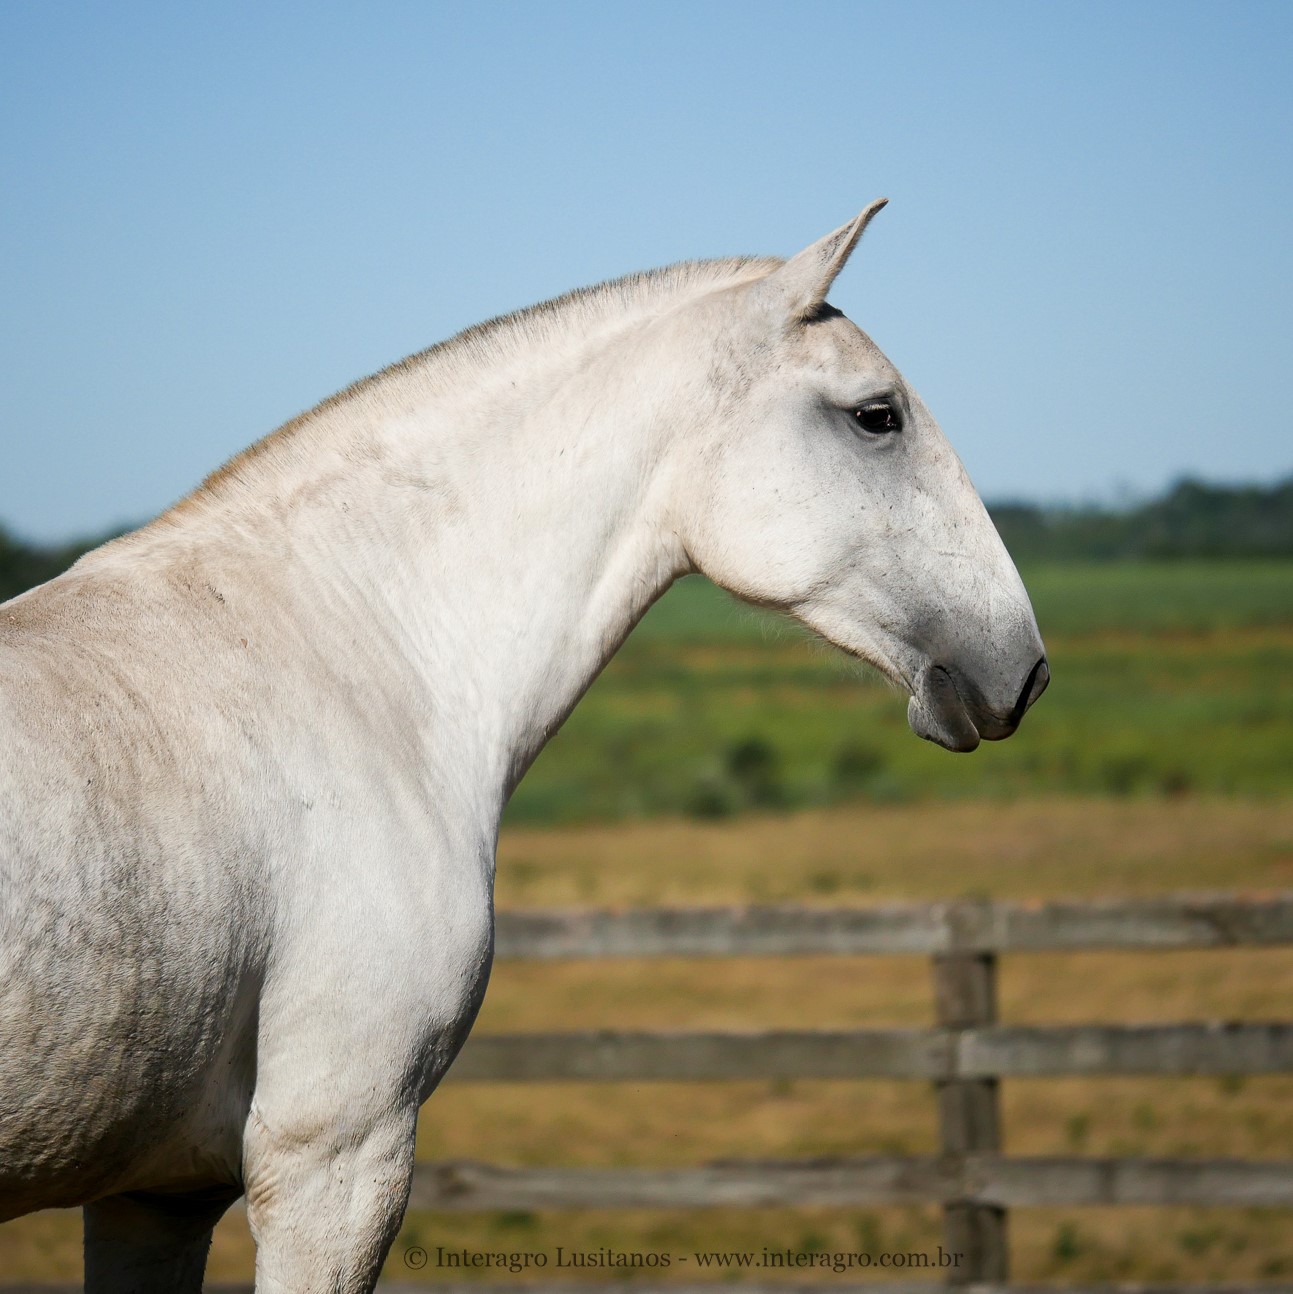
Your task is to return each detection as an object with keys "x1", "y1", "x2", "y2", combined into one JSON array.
[
  {"x1": 494, "y1": 796, "x2": 1293, "y2": 907},
  {"x1": 4, "y1": 797, "x2": 1292, "y2": 1283}
]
